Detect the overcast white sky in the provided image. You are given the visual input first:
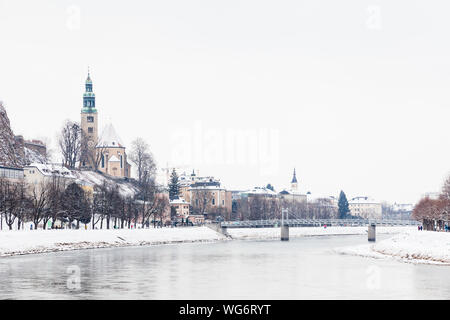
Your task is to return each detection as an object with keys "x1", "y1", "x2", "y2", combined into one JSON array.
[{"x1": 1, "y1": 0, "x2": 450, "y2": 204}]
